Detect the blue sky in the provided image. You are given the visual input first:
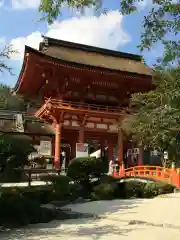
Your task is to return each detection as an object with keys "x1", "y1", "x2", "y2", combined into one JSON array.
[{"x1": 0, "y1": 0, "x2": 163, "y2": 87}]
